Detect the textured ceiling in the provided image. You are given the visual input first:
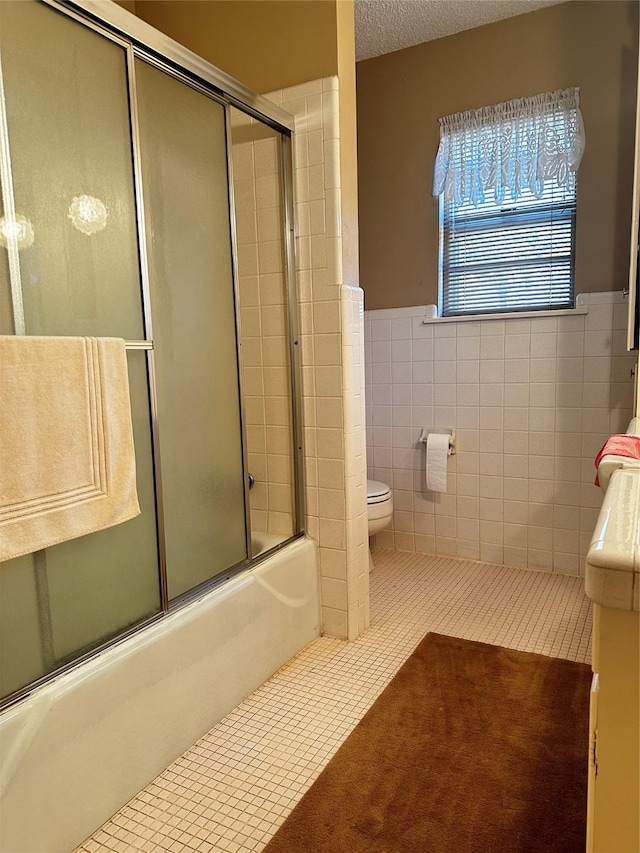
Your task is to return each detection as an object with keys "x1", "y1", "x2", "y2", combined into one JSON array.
[{"x1": 355, "y1": 0, "x2": 568, "y2": 61}]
